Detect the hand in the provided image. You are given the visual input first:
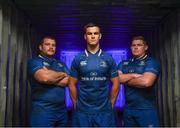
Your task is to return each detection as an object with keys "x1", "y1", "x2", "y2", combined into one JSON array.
[
  {"x1": 58, "y1": 72, "x2": 68, "y2": 80},
  {"x1": 132, "y1": 73, "x2": 142, "y2": 78}
]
